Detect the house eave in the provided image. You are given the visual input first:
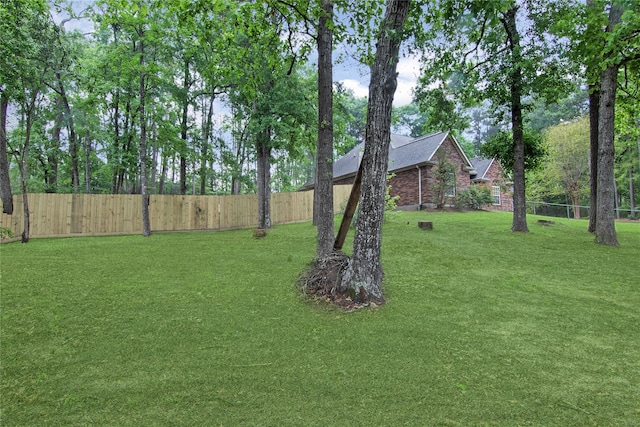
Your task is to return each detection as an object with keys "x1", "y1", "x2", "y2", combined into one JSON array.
[{"x1": 390, "y1": 161, "x2": 435, "y2": 174}]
